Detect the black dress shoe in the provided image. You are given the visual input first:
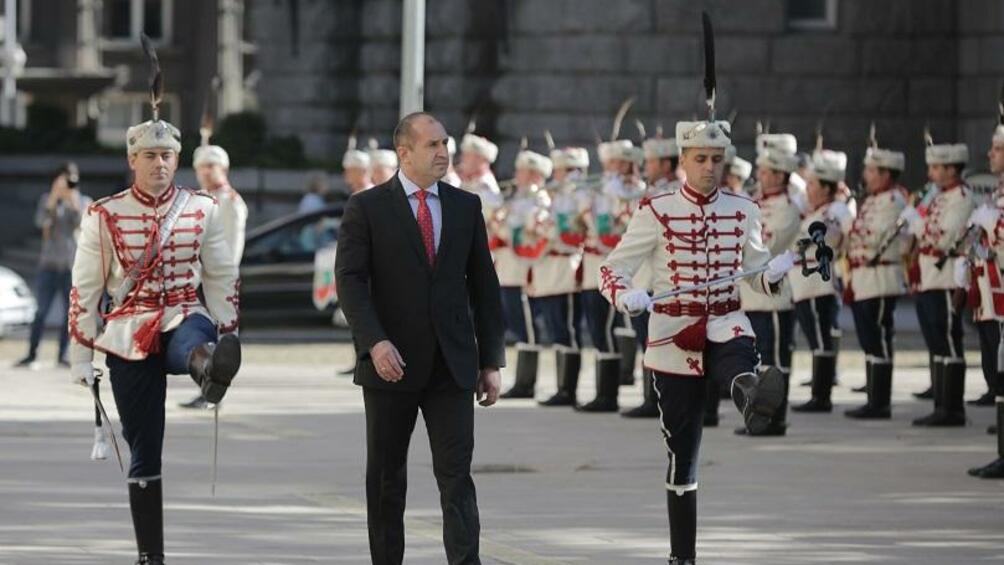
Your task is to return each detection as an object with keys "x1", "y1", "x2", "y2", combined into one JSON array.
[
  {"x1": 734, "y1": 422, "x2": 787, "y2": 436},
  {"x1": 621, "y1": 402, "x2": 659, "y2": 418},
  {"x1": 851, "y1": 384, "x2": 867, "y2": 393},
  {"x1": 967, "y1": 458, "x2": 1004, "y2": 479},
  {"x1": 178, "y1": 394, "x2": 210, "y2": 409},
  {"x1": 913, "y1": 387, "x2": 934, "y2": 400},
  {"x1": 791, "y1": 398, "x2": 832, "y2": 413},
  {"x1": 967, "y1": 391, "x2": 995, "y2": 407},
  {"x1": 538, "y1": 391, "x2": 573, "y2": 406},
  {"x1": 13, "y1": 355, "x2": 35, "y2": 368},
  {"x1": 844, "y1": 404, "x2": 891, "y2": 419}
]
